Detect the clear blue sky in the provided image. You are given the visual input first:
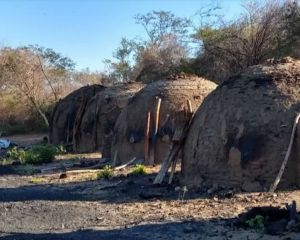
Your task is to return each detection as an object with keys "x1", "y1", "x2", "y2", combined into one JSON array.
[{"x1": 0, "y1": 0, "x2": 245, "y2": 71}]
